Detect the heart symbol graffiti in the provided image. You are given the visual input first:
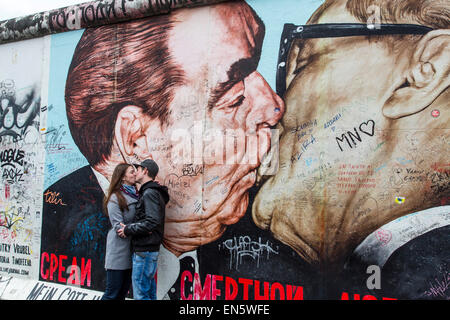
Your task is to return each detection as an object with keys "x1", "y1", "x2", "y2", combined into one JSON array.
[
  {"x1": 359, "y1": 120, "x2": 375, "y2": 136},
  {"x1": 375, "y1": 228, "x2": 392, "y2": 245}
]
